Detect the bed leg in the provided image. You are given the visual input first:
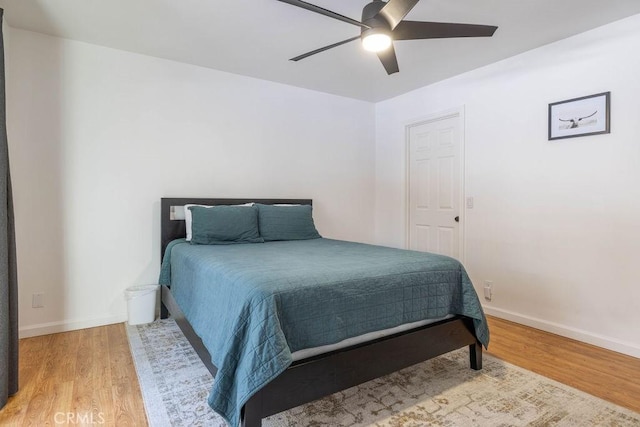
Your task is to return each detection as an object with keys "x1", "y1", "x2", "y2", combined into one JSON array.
[
  {"x1": 469, "y1": 341, "x2": 482, "y2": 370},
  {"x1": 160, "y1": 286, "x2": 169, "y2": 319},
  {"x1": 160, "y1": 302, "x2": 169, "y2": 319},
  {"x1": 240, "y1": 402, "x2": 262, "y2": 427}
]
